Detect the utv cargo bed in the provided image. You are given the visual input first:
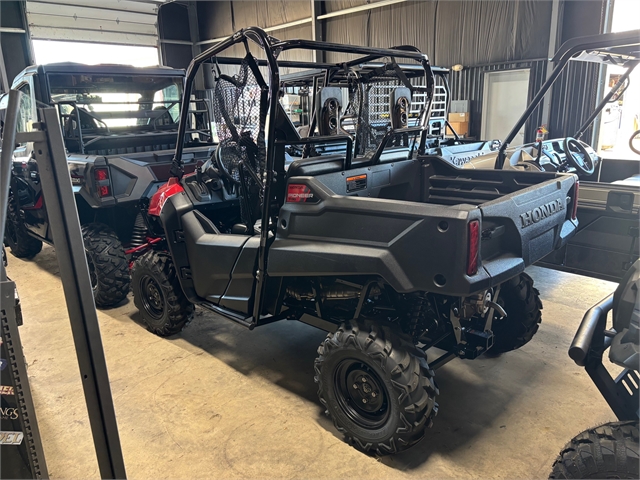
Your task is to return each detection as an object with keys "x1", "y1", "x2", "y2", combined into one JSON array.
[{"x1": 270, "y1": 156, "x2": 578, "y2": 296}]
